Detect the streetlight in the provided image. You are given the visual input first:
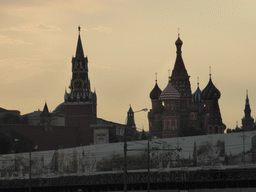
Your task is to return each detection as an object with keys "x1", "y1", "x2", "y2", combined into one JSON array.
[
  {"x1": 124, "y1": 107, "x2": 148, "y2": 192},
  {"x1": 147, "y1": 139, "x2": 182, "y2": 192},
  {"x1": 237, "y1": 131, "x2": 249, "y2": 165},
  {"x1": 29, "y1": 145, "x2": 38, "y2": 192},
  {"x1": 147, "y1": 139, "x2": 162, "y2": 192}
]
